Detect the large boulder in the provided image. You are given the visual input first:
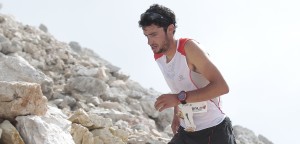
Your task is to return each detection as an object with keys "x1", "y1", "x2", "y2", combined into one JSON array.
[
  {"x1": 0, "y1": 81, "x2": 48, "y2": 121},
  {"x1": 0, "y1": 53, "x2": 53, "y2": 98}
]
